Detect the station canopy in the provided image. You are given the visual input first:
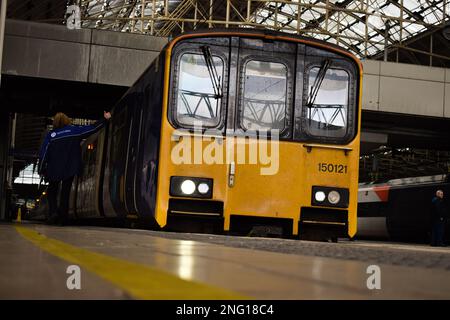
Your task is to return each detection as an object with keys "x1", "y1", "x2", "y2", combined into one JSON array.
[{"x1": 72, "y1": 0, "x2": 450, "y2": 60}]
